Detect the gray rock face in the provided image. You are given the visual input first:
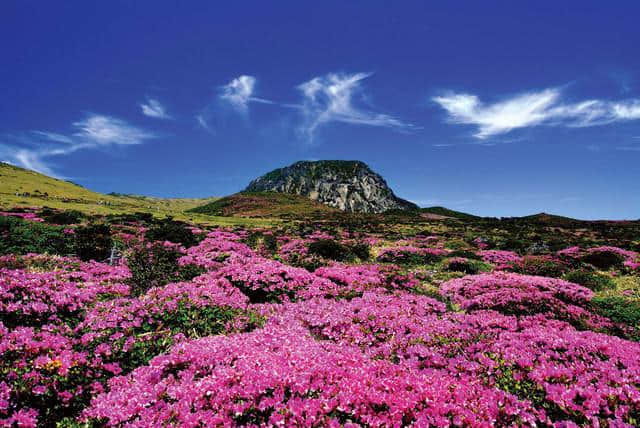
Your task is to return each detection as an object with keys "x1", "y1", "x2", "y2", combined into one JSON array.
[{"x1": 244, "y1": 160, "x2": 417, "y2": 213}]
